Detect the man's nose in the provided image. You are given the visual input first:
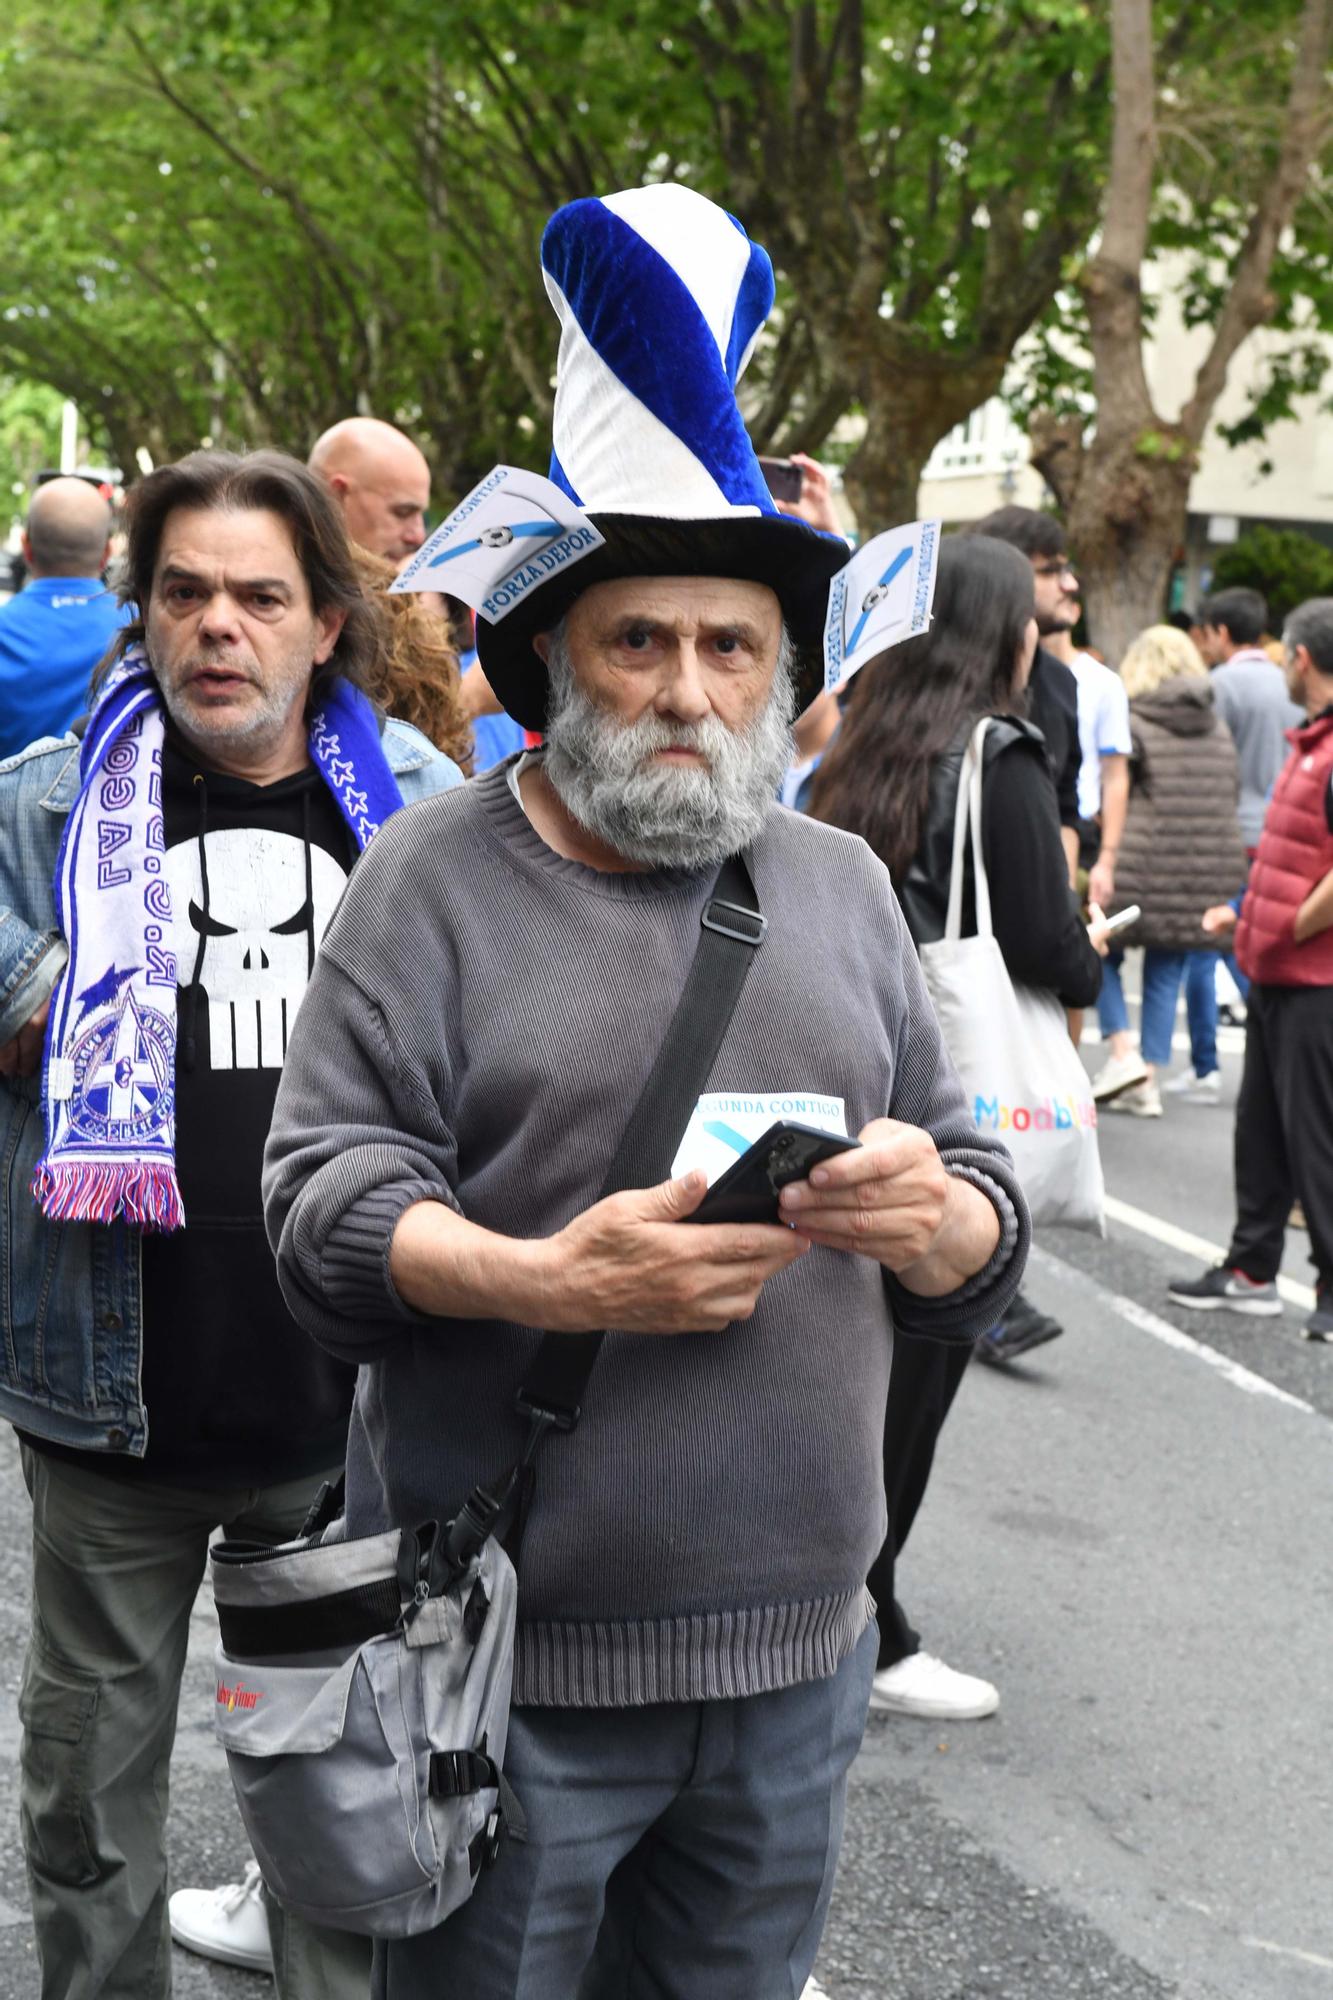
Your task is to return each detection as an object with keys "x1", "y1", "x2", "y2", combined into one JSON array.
[
  {"x1": 197, "y1": 593, "x2": 243, "y2": 641},
  {"x1": 655, "y1": 642, "x2": 711, "y2": 723},
  {"x1": 401, "y1": 515, "x2": 426, "y2": 552}
]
